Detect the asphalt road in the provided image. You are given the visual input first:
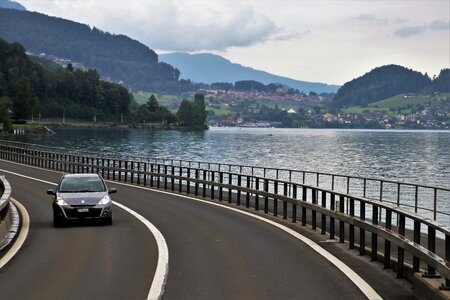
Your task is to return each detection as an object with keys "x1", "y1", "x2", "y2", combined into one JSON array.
[{"x1": 0, "y1": 159, "x2": 413, "y2": 299}]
